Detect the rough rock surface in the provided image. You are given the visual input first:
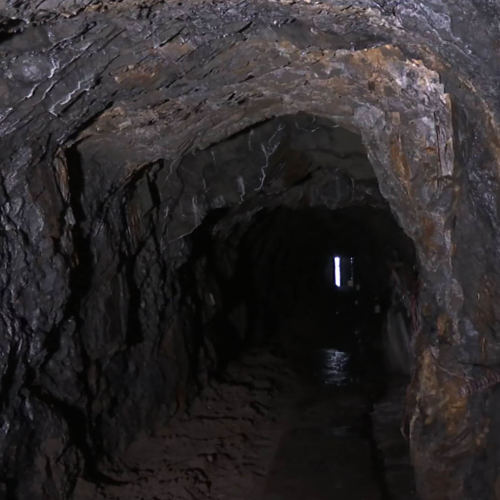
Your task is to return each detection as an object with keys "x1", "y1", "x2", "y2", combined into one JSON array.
[
  {"x1": 74, "y1": 349, "x2": 296, "y2": 500},
  {"x1": 0, "y1": 1, "x2": 499, "y2": 499}
]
